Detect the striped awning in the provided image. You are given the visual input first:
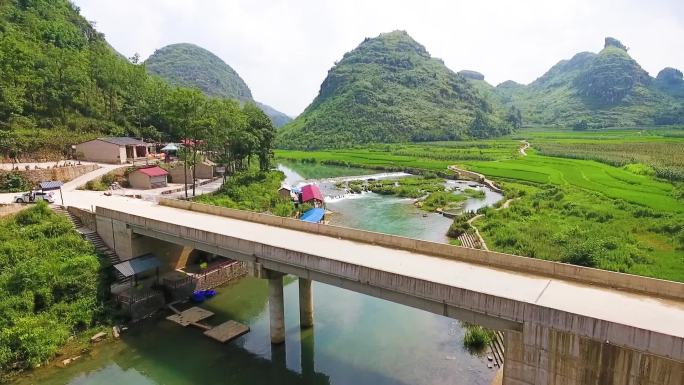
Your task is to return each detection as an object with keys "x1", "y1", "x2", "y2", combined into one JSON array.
[{"x1": 113, "y1": 254, "x2": 161, "y2": 277}]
